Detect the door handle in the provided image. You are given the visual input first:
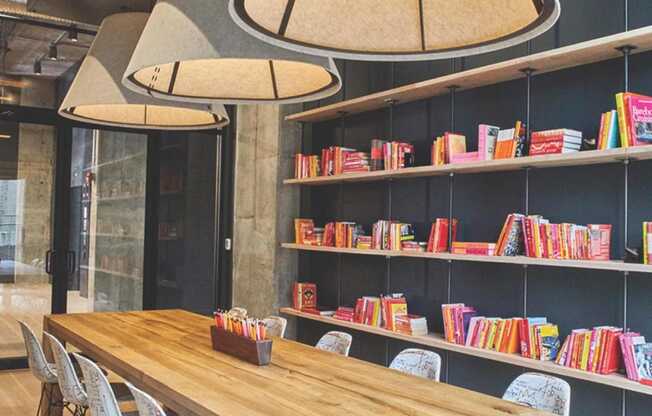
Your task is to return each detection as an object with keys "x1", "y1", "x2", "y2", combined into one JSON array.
[
  {"x1": 67, "y1": 251, "x2": 77, "y2": 275},
  {"x1": 45, "y1": 250, "x2": 54, "y2": 274}
]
